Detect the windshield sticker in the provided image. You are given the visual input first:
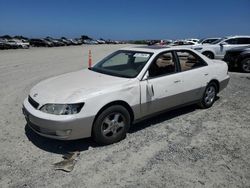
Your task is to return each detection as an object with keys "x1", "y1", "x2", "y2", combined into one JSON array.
[{"x1": 133, "y1": 53, "x2": 150, "y2": 58}]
